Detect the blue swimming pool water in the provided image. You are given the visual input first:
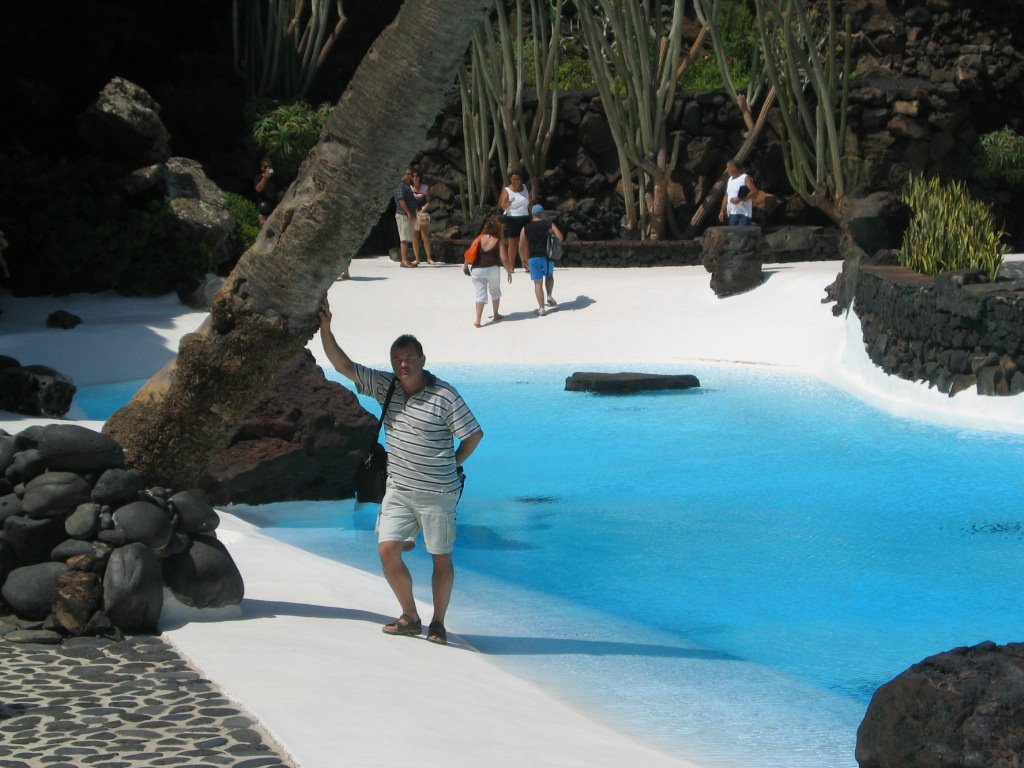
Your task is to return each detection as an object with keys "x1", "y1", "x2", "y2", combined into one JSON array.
[{"x1": 78, "y1": 365, "x2": 1024, "y2": 767}]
